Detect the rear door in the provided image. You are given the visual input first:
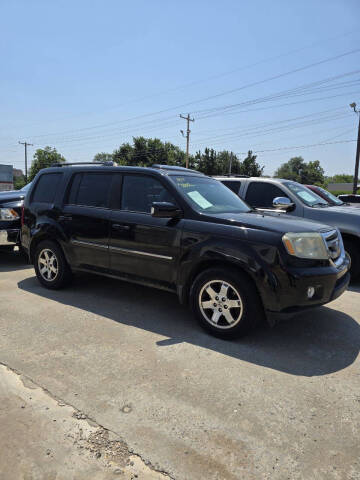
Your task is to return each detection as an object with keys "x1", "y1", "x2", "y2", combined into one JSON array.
[
  {"x1": 109, "y1": 174, "x2": 182, "y2": 287},
  {"x1": 60, "y1": 172, "x2": 113, "y2": 270}
]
